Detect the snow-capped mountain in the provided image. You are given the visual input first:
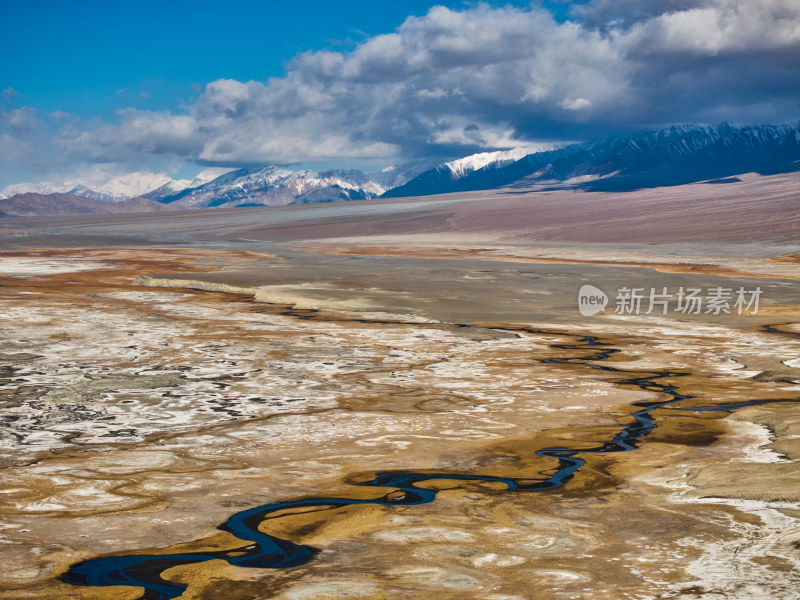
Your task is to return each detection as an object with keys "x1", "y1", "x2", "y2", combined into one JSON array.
[
  {"x1": 67, "y1": 172, "x2": 180, "y2": 202},
  {"x1": 381, "y1": 147, "x2": 545, "y2": 198},
  {"x1": 0, "y1": 163, "x2": 430, "y2": 211},
  {"x1": 366, "y1": 158, "x2": 446, "y2": 191},
  {"x1": 384, "y1": 122, "x2": 800, "y2": 197},
  {"x1": 4, "y1": 122, "x2": 799, "y2": 217},
  {"x1": 443, "y1": 148, "x2": 539, "y2": 178},
  {"x1": 153, "y1": 160, "x2": 442, "y2": 209},
  {"x1": 1, "y1": 169, "x2": 236, "y2": 205},
  {"x1": 565, "y1": 122, "x2": 800, "y2": 190},
  {"x1": 1, "y1": 181, "x2": 70, "y2": 199},
  {"x1": 158, "y1": 166, "x2": 382, "y2": 209},
  {"x1": 3, "y1": 172, "x2": 180, "y2": 203},
  {"x1": 141, "y1": 168, "x2": 236, "y2": 201}
]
